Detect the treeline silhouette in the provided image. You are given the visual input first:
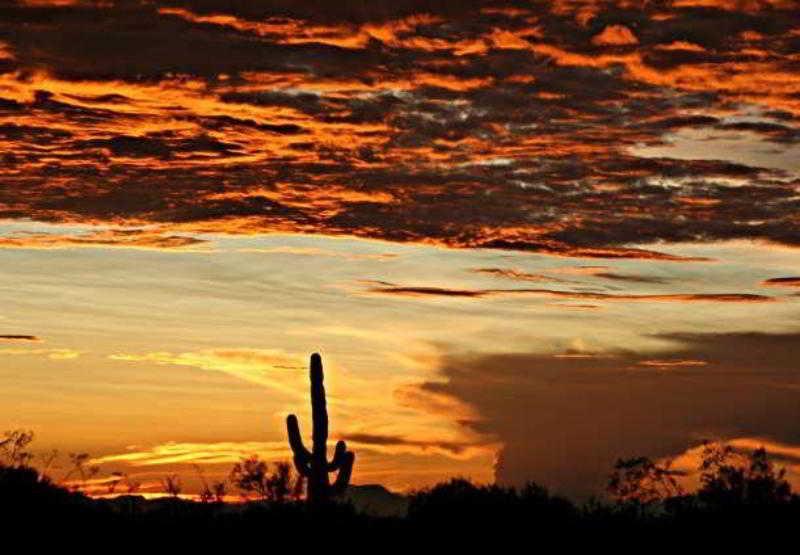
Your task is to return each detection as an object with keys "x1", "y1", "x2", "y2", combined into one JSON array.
[{"x1": 2, "y1": 428, "x2": 799, "y2": 542}]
